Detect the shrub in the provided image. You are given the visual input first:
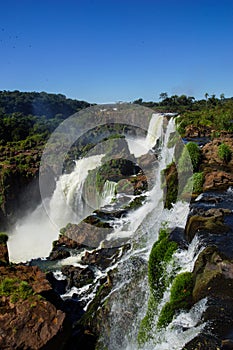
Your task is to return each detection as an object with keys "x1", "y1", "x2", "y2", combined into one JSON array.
[
  {"x1": 218, "y1": 143, "x2": 232, "y2": 163},
  {"x1": 192, "y1": 172, "x2": 204, "y2": 194},
  {"x1": 162, "y1": 162, "x2": 178, "y2": 209},
  {"x1": 186, "y1": 142, "x2": 201, "y2": 172}
]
